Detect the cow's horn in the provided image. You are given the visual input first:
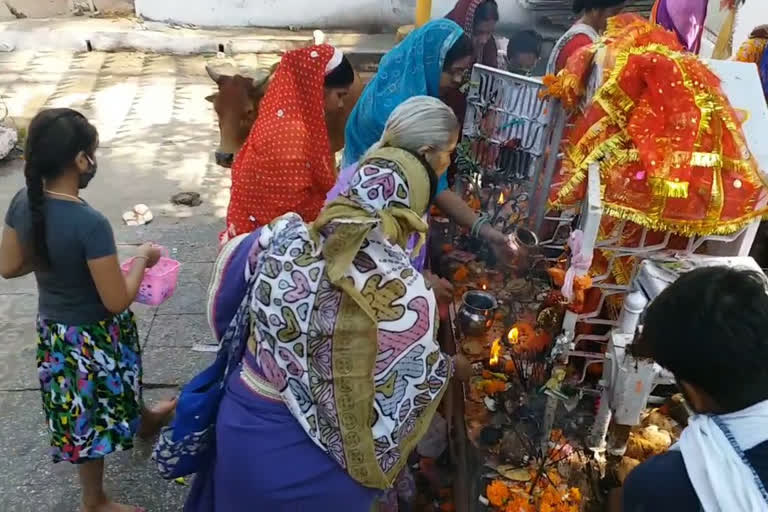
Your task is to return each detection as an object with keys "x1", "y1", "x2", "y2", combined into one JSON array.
[
  {"x1": 206, "y1": 64, "x2": 222, "y2": 84},
  {"x1": 250, "y1": 69, "x2": 271, "y2": 87}
]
